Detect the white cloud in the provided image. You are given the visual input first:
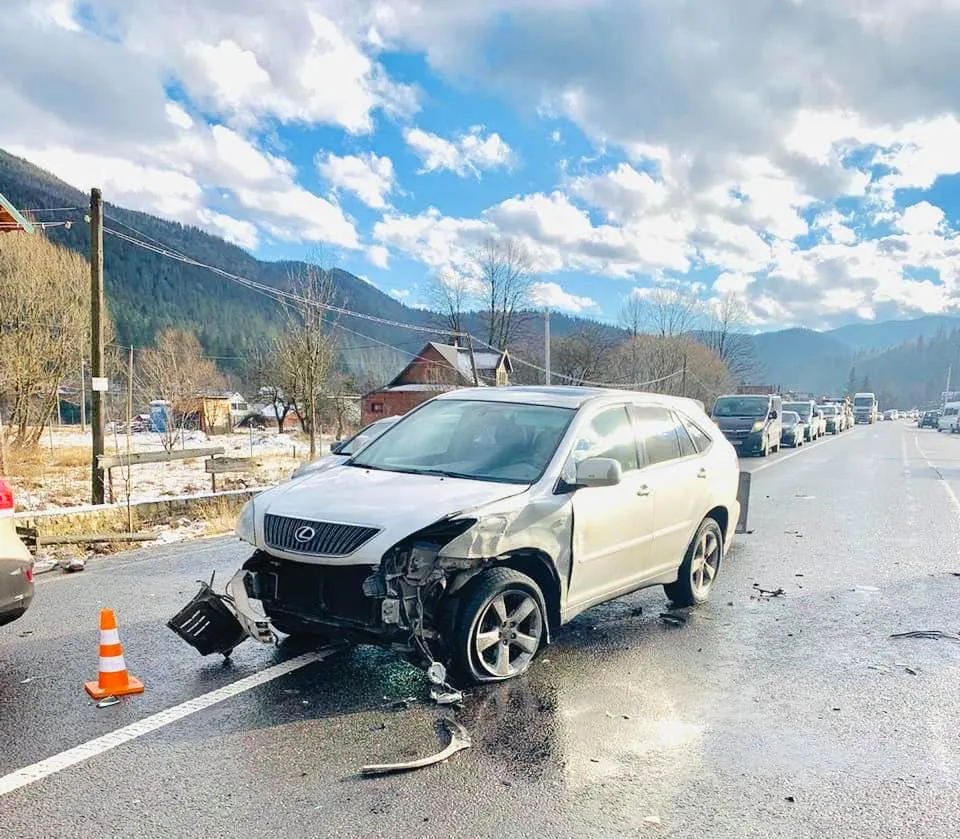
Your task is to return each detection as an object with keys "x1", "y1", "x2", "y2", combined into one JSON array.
[
  {"x1": 895, "y1": 201, "x2": 946, "y2": 236},
  {"x1": 195, "y1": 208, "x2": 259, "y2": 249},
  {"x1": 530, "y1": 281, "x2": 597, "y2": 313},
  {"x1": 366, "y1": 244, "x2": 390, "y2": 269},
  {"x1": 389, "y1": 288, "x2": 411, "y2": 300},
  {"x1": 404, "y1": 126, "x2": 515, "y2": 177},
  {"x1": 318, "y1": 151, "x2": 395, "y2": 209}
]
